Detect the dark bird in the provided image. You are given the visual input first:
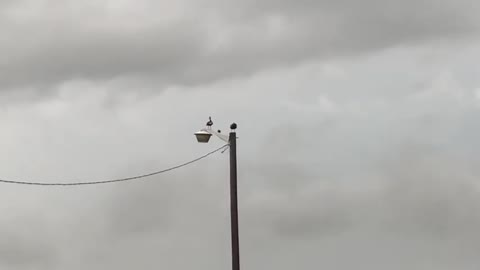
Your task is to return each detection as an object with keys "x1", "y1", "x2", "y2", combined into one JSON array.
[
  {"x1": 230, "y1": 122, "x2": 237, "y2": 130},
  {"x1": 206, "y1": 117, "x2": 213, "y2": 127}
]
